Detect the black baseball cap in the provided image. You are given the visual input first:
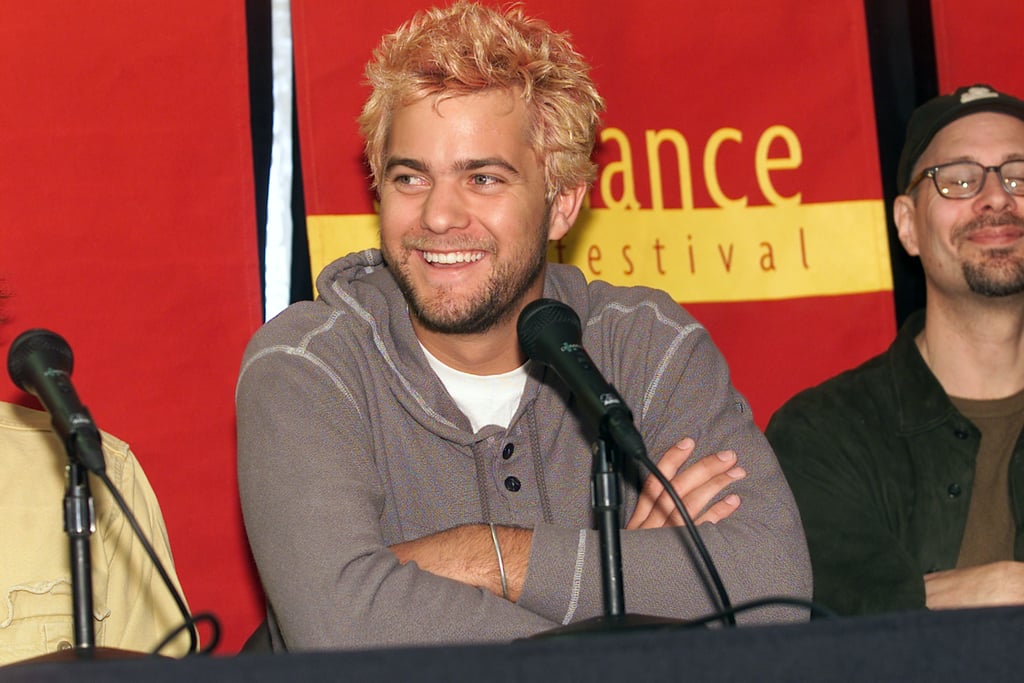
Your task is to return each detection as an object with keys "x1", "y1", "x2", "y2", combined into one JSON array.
[{"x1": 897, "y1": 84, "x2": 1024, "y2": 193}]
